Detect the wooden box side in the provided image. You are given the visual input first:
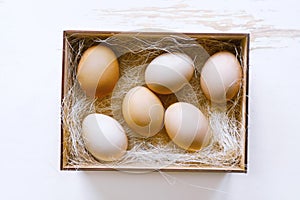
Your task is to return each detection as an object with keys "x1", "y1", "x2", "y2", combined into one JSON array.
[{"x1": 60, "y1": 31, "x2": 69, "y2": 170}]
